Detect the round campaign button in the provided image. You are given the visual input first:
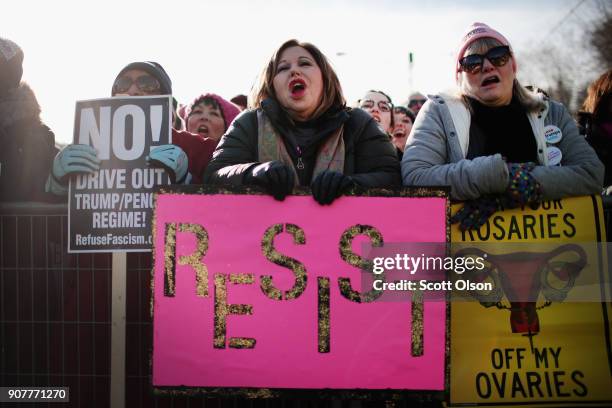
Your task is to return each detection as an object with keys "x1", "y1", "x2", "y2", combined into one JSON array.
[
  {"x1": 547, "y1": 146, "x2": 562, "y2": 165},
  {"x1": 544, "y1": 125, "x2": 562, "y2": 144}
]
